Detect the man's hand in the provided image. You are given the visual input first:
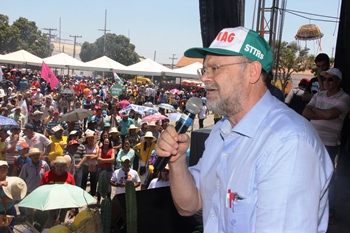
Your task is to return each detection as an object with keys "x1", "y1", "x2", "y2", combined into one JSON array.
[
  {"x1": 0, "y1": 181, "x2": 8, "y2": 187},
  {"x1": 156, "y1": 125, "x2": 190, "y2": 163}
]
